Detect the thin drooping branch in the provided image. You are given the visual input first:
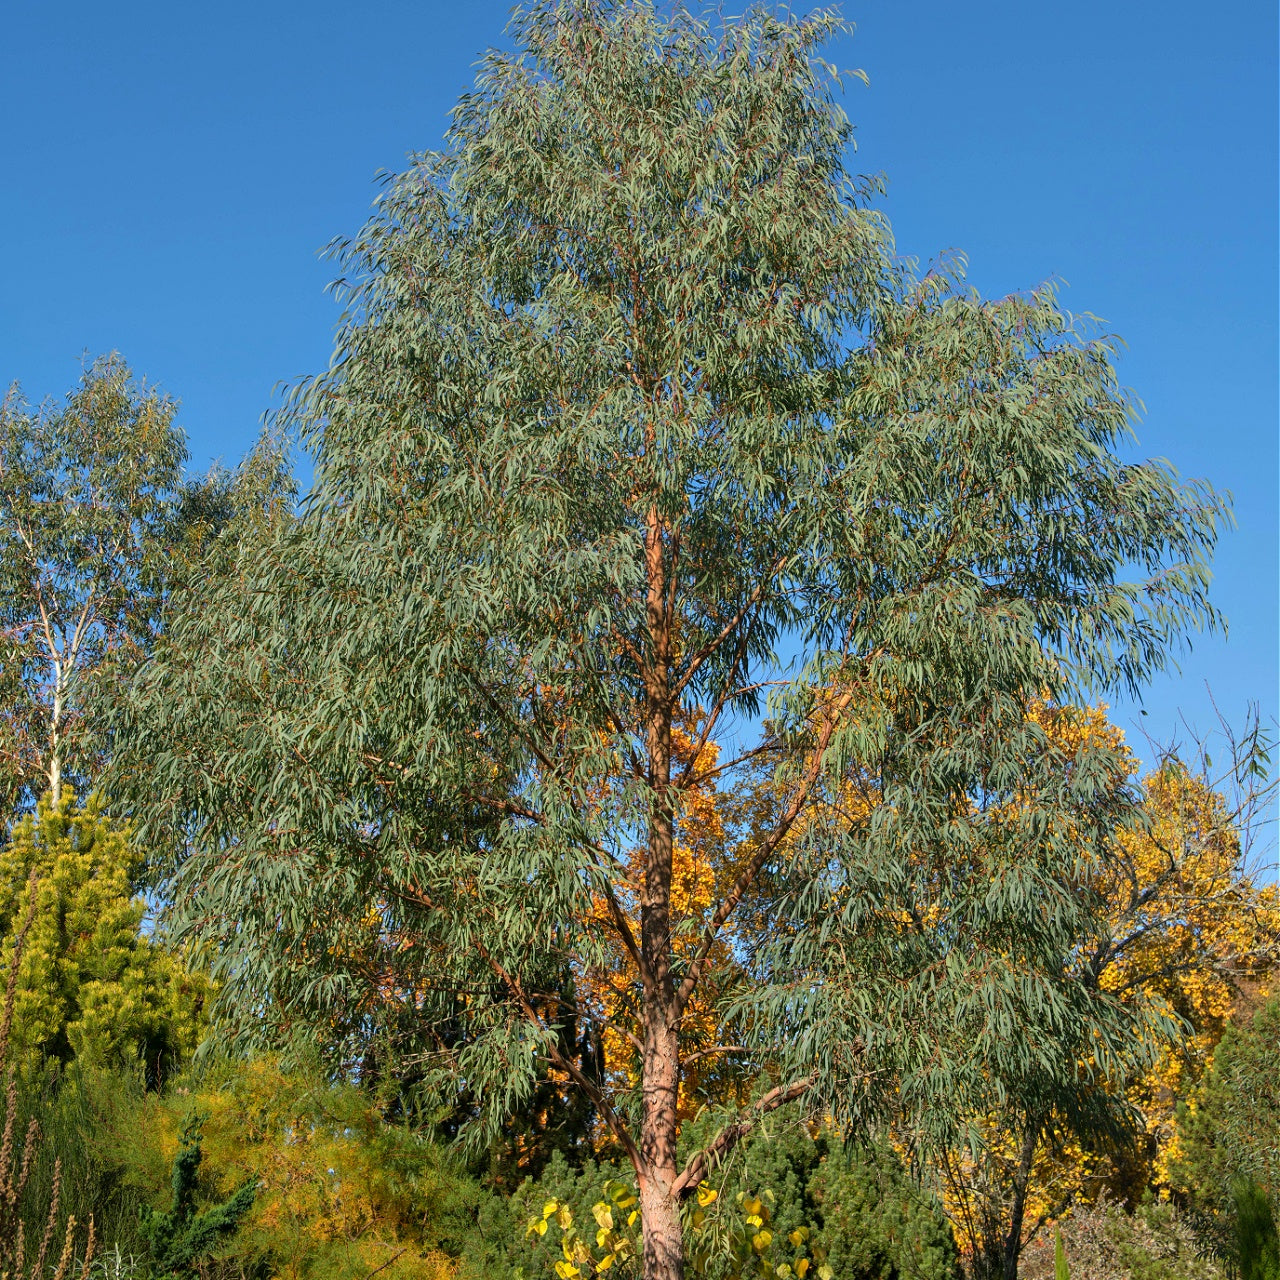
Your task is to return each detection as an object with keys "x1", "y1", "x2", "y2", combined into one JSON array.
[
  {"x1": 670, "y1": 553, "x2": 790, "y2": 702},
  {"x1": 598, "y1": 875, "x2": 650, "y2": 986},
  {"x1": 675, "y1": 627, "x2": 758, "y2": 790},
  {"x1": 472, "y1": 935, "x2": 645, "y2": 1172},
  {"x1": 677, "y1": 737, "x2": 779, "y2": 791}
]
